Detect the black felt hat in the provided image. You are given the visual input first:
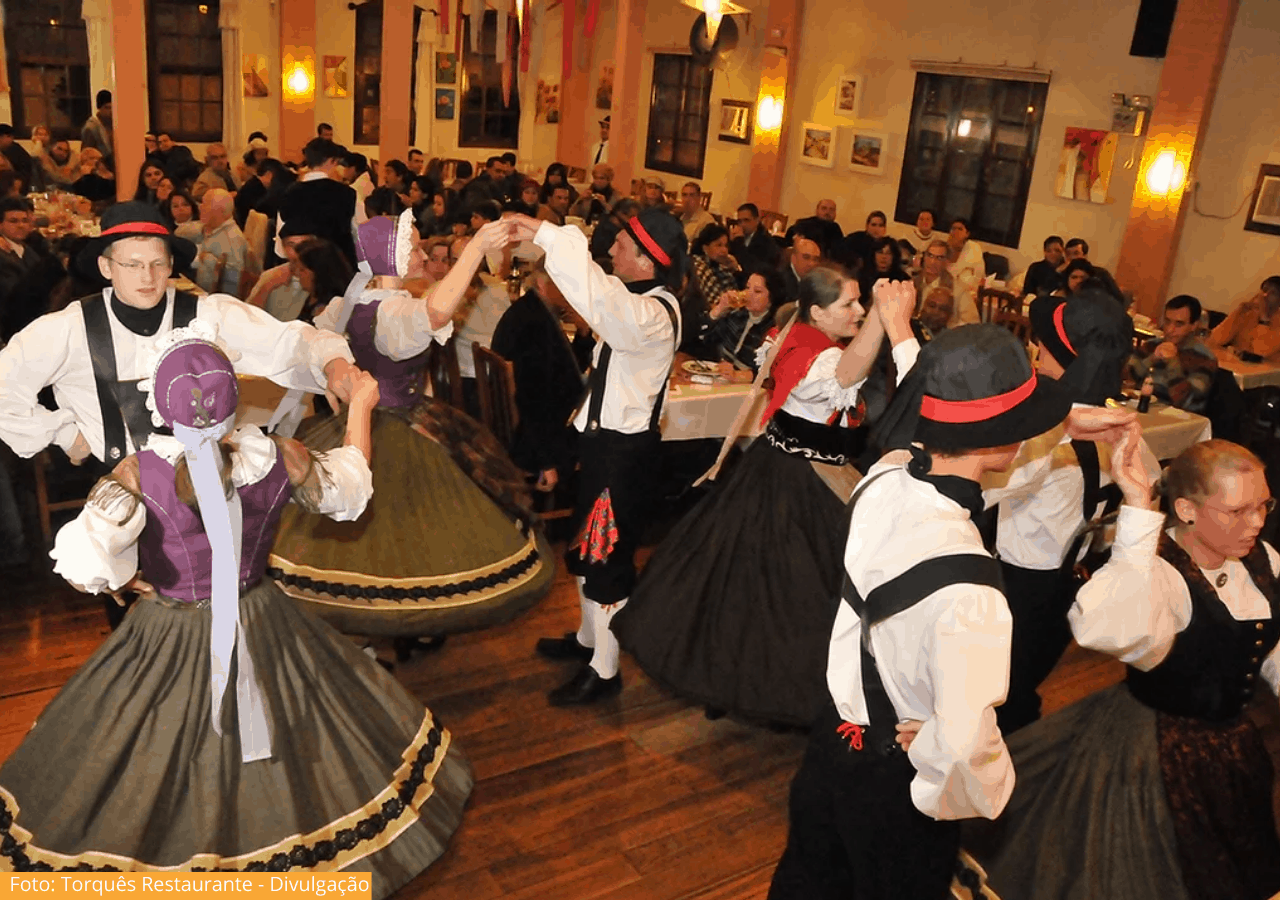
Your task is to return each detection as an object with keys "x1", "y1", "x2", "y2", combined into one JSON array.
[
  {"x1": 1029, "y1": 290, "x2": 1134, "y2": 405},
  {"x1": 75, "y1": 201, "x2": 197, "y2": 283},
  {"x1": 622, "y1": 208, "x2": 686, "y2": 279}
]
